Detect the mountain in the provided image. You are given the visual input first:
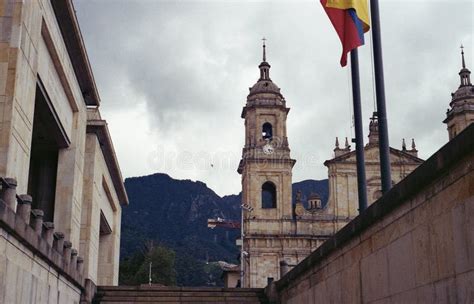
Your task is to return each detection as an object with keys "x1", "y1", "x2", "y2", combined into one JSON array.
[{"x1": 121, "y1": 173, "x2": 328, "y2": 286}]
